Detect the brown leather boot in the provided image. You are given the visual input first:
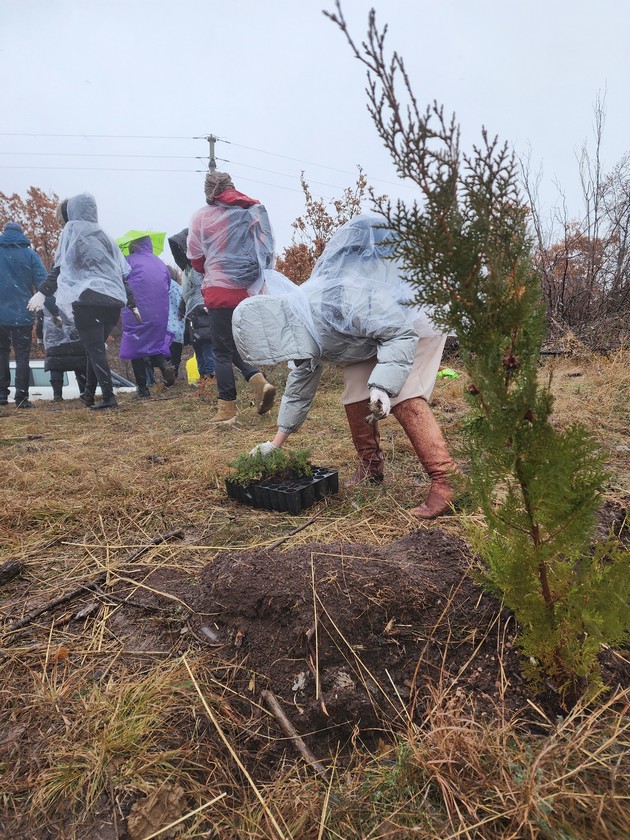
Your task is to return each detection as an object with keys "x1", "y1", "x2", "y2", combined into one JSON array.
[
  {"x1": 210, "y1": 399, "x2": 237, "y2": 424},
  {"x1": 248, "y1": 372, "x2": 276, "y2": 415},
  {"x1": 344, "y1": 400, "x2": 385, "y2": 488},
  {"x1": 392, "y1": 397, "x2": 457, "y2": 519}
]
